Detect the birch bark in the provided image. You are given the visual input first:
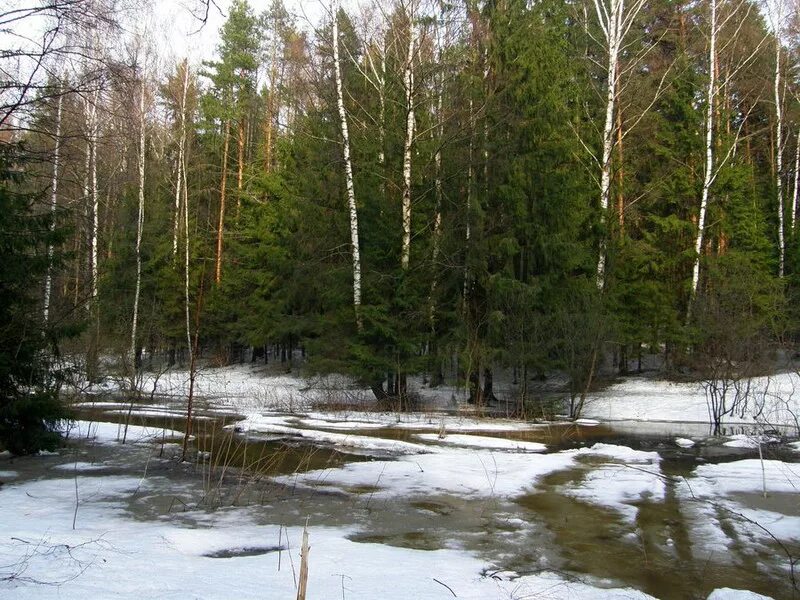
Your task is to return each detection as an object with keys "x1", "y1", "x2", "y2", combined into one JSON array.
[
  {"x1": 774, "y1": 30, "x2": 785, "y2": 277},
  {"x1": 173, "y1": 60, "x2": 189, "y2": 259},
  {"x1": 214, "y1": 120, "x2": 230, "y2": 285},
  {"x1": 130, "y1": 78, "x2": 146, "y2": 369},
  {"x1": 43, "y1": 89, "x2": 63, "y2": 325},
  {"x1": 591, "y1": 0, "x2": 646, "y2": 289},
  {"x1": 792, "y1": 131, "x2": 799, "y2": 232},
  {"x1": 594, "y1": 0, "x2": 622, "y2": 290},
  {"x1": 688, "y1": 0, "x2": 718, "y2": 319},
  {"x1": 332, "y1": 0, "x2": 363, "y2": 328},
  {"x1": 90, "y1": 87, "x2": 99, "y2": 305},
  {"x1": 401, "y1": 7, "x2": 416, "y2": 271}
]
